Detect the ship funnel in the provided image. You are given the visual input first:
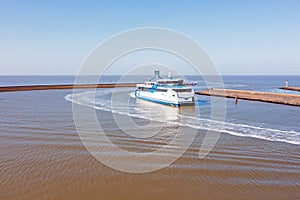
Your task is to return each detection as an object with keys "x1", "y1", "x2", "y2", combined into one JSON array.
[
  {"x1": 154, "y1": 69, "x2": 161, "y2": 78},
  {"x1": 149, "y1": 69, "x2": 162, "y2": 81}
]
